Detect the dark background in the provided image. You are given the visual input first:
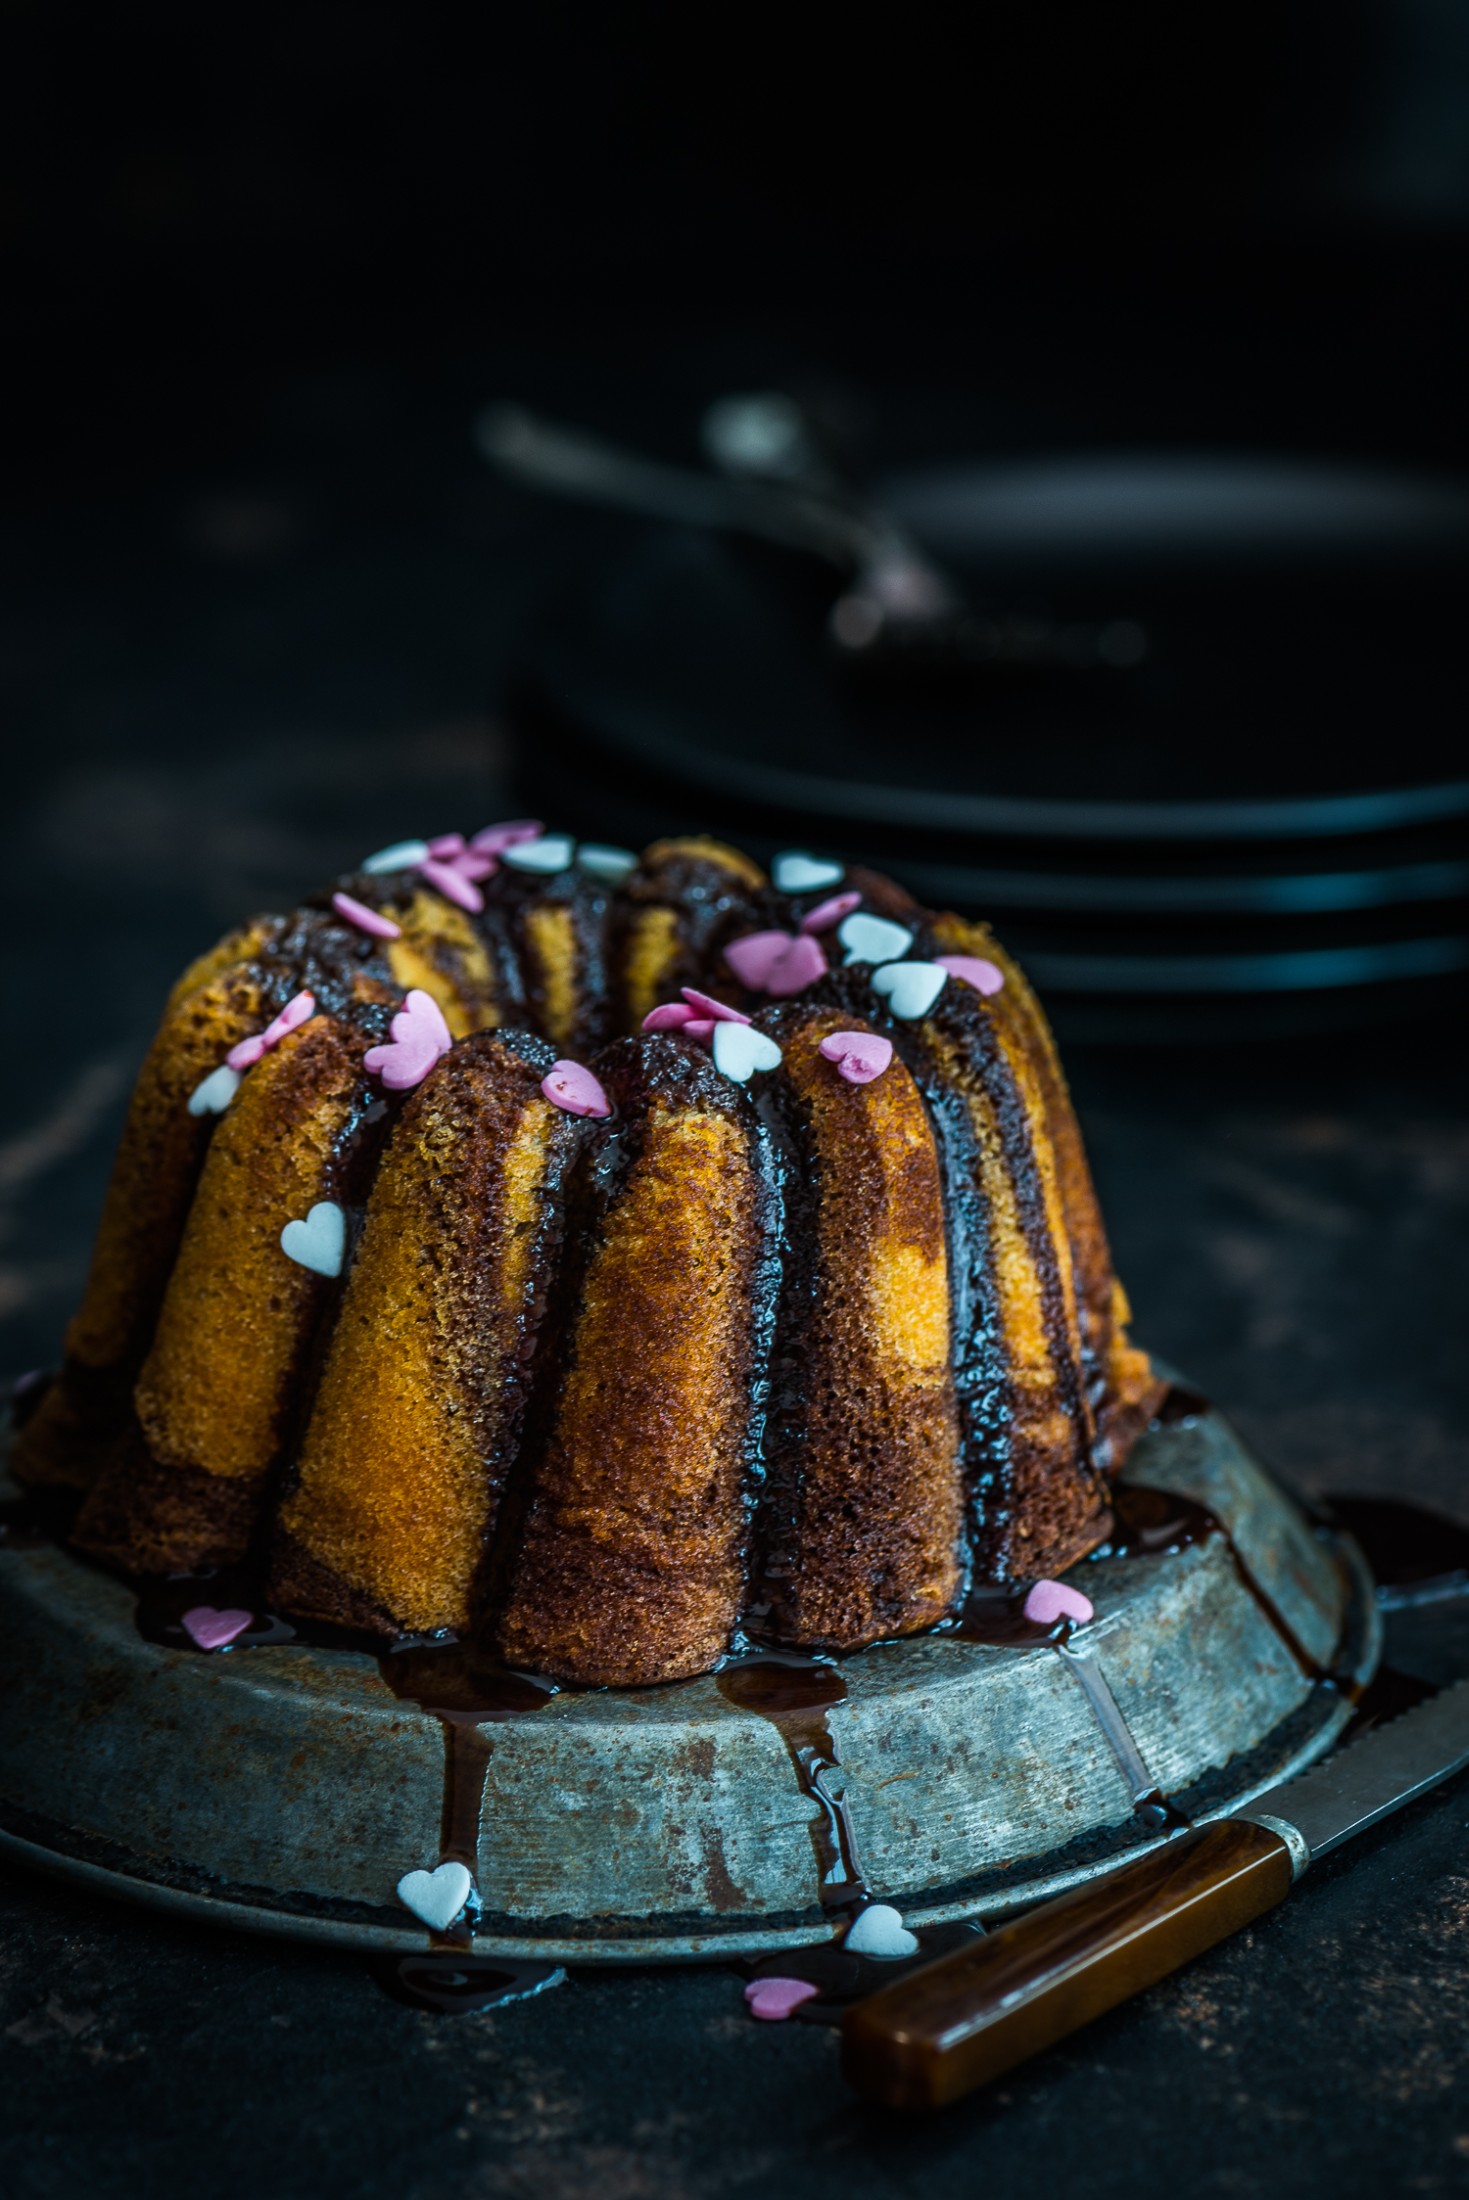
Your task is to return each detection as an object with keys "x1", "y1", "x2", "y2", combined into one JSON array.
[{"x1": 3, "y1": 9, "x2": 1469, "y2": 2196}]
